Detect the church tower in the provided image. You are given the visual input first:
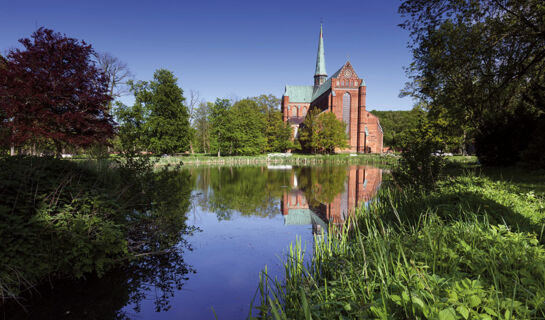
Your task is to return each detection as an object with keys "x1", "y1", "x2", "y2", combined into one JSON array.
[{"x1": 313, "y1": 24, "x2": 327, "y2": 90}]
